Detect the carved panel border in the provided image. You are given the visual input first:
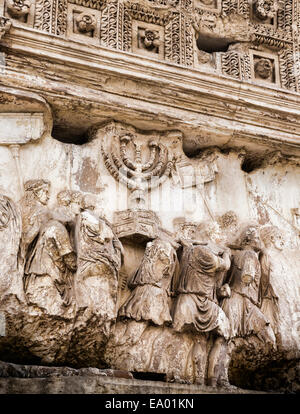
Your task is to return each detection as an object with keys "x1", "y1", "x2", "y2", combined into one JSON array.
[
  {"x1": 34, "y1": 0, "x2": 68, "y2": 35},
  {"x1": 294, "y1": 0, "x2": 300, "y2": 93}
]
